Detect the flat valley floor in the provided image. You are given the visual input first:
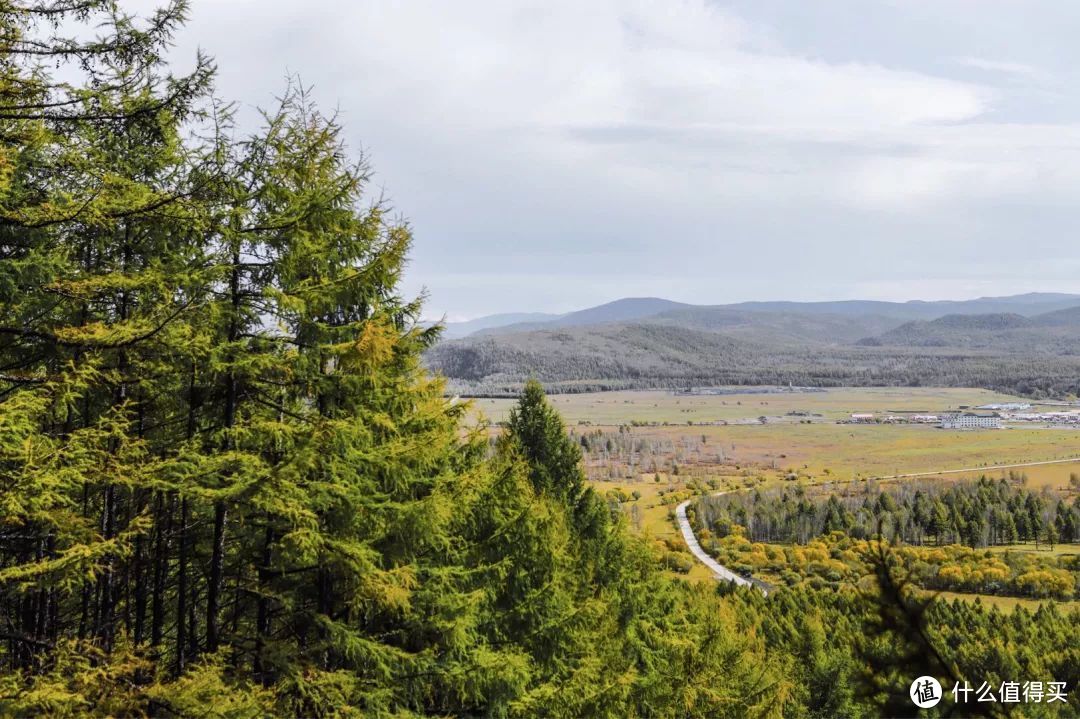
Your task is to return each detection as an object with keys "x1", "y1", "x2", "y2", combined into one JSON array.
[{"x1": 471, "y1": 387, "x2": 1080, "y2": 601}]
